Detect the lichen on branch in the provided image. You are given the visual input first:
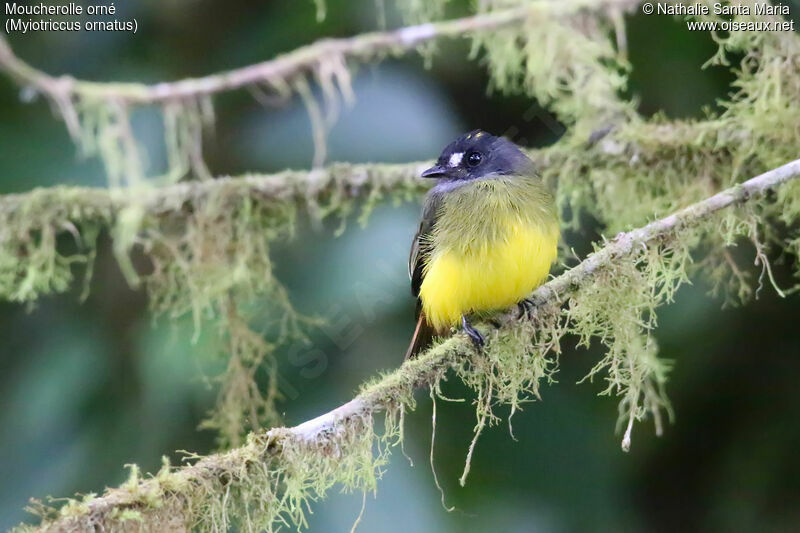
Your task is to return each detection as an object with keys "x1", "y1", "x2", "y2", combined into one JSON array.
[
  {"x1": 0, "y1": 162, "x2": 427, "y2": 447},
  {"x1": 3, "y1": 1, "x2": 800, "y2": 528},
  {"x1": 0, "y1": 0, "x2": 640, "y2": 183},
  {"x1": 17, "y1": 159, "x2": 800, "y2": 533}
]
